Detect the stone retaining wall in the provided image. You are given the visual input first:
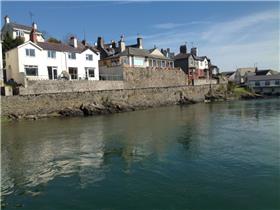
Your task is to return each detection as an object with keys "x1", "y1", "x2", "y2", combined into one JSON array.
[
  {"x1": 1, "y1": 84, "x2": 227, "y2": 118},
  {"x1": 19, "y1": 80, "x2": 125, "y2": 95}
]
